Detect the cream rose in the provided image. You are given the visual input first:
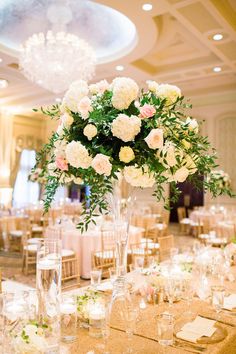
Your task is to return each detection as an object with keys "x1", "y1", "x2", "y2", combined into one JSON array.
[
  {"x1": 119, "y1": 146, "x2": 135, "y2": 163},
  {"x1": 174, "y1": 166, "x2": 189, "y2": 183},
  {"x1": 111, "y1": 77, "x2": 139, "y2": 110},
  {"x1": 145, "y1": 128, "x2": 164, "y2": 149},
  {"x1": 65, "y1": 141, "x2": 92, "y2": 169},
  {"x1": 156, "y1": 84, "x2": 181, "y2": 105},
  {"x1": 62, "y1": 80, "x2": 89, "y2": 112},
  {"x1": 83, "y1": 124, "x2": 97, "y2": 140},
  {"x1": 184, "y1": 155, "x2": 197, "y2": 174},
  {"x1": 186, "y1": 117, "x2": 199, "y2": 133},
  {"x1": 60, "y1": 112, "x2": 74, "y2": 128},
  {"x1": 89, "y1": 80, "x2": 109, "y2": 95},
  {"x1": 91, "y1": 154, "x2": 112, "y2": 176},
  {"x1": 124, "y1": 165, "x2": 155, "y2": 188},
  {"x1": 111, "y1": 114, "x2": 141, "y2": 142},
  {"x1": 77, "y1": 96, "x2": 93, "y2": 120}
]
